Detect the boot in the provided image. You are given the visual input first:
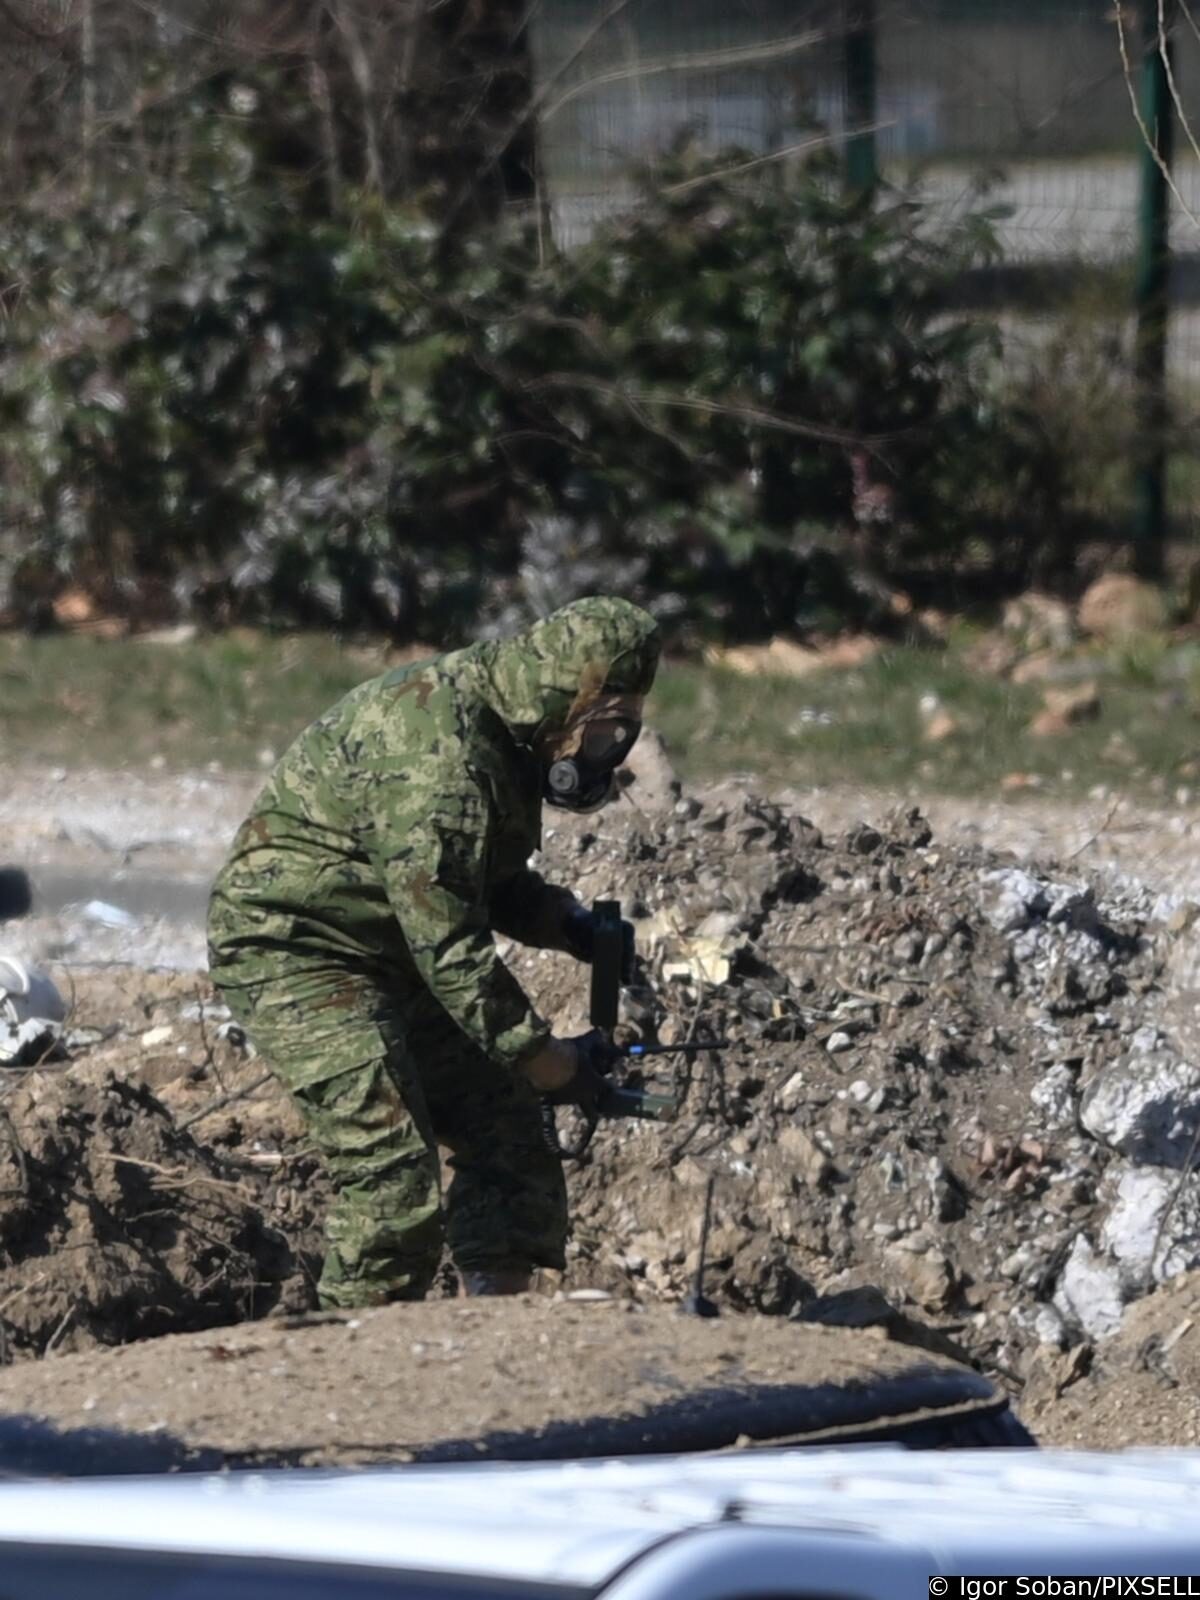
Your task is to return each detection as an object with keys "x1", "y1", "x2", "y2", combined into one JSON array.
[{"x1": 460, "y1": 1266, "x2": 533, "y2": 1296}]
